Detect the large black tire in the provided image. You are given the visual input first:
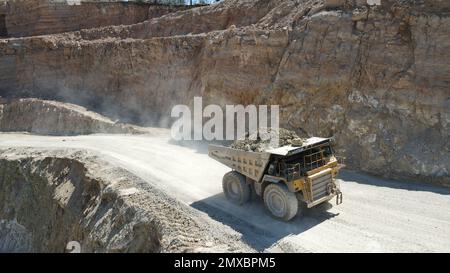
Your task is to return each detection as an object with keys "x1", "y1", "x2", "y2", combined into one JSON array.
[
  {"x1": 263, "y1": 183, "x2": 298, "y2": 221},
  {"x1": 222, "y1": 171, "x2": 251, "y2": 205}
]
